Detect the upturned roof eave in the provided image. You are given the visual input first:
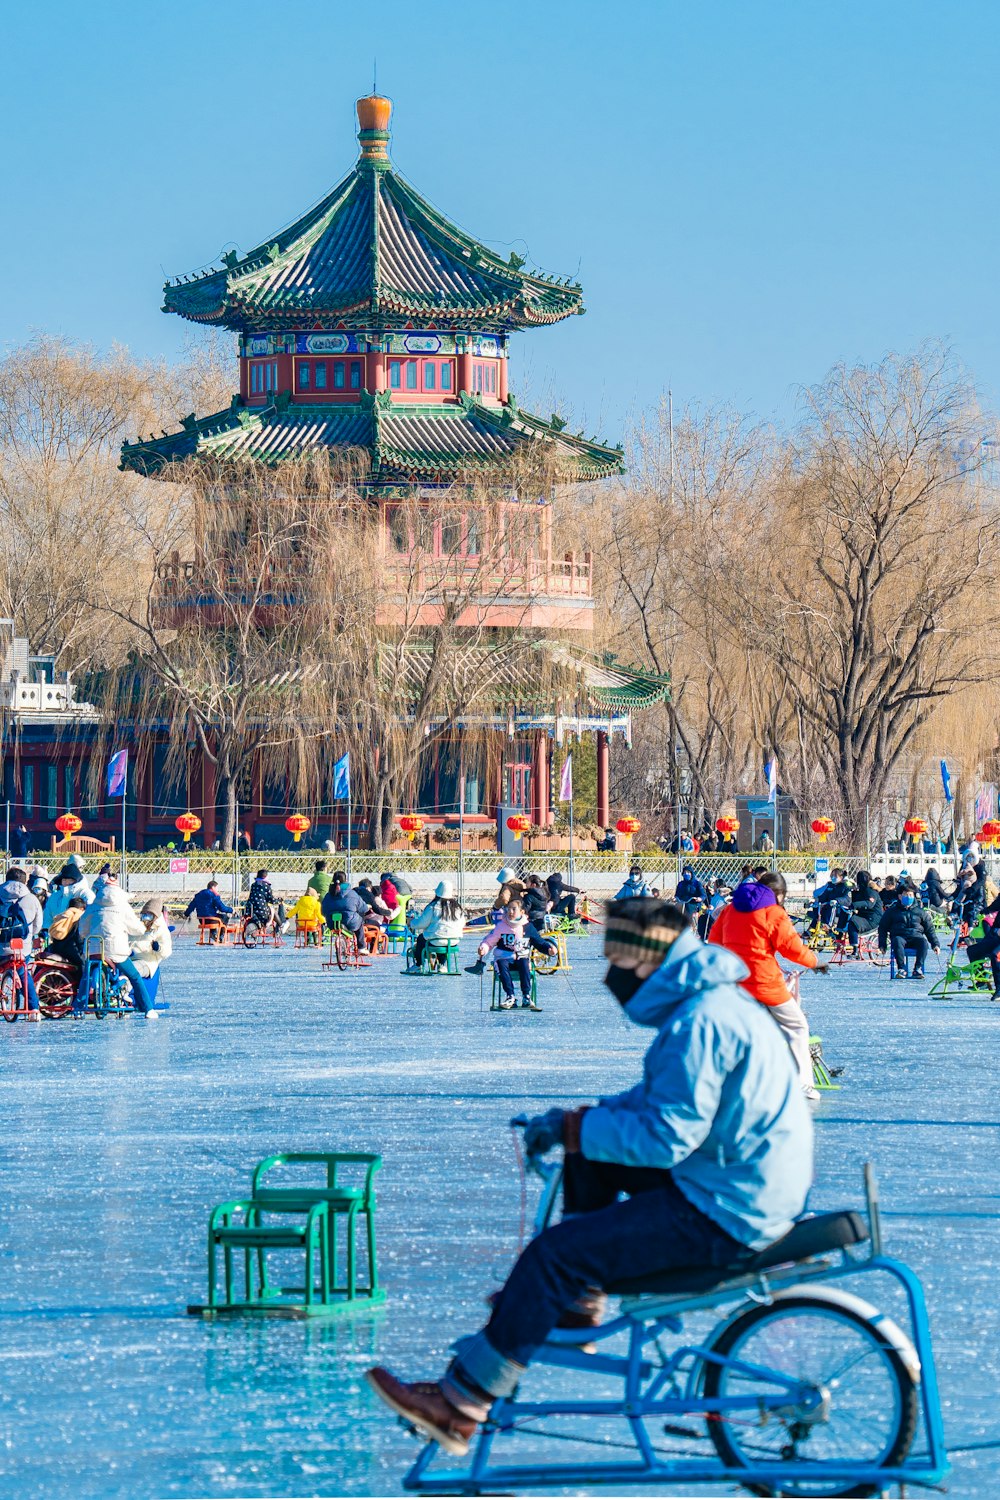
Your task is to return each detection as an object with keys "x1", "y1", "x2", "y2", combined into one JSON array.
[
  {"x1": 161, "y1": 158, "x2": 584, "y2": 332},
  {"x1": 120, "y1": 394, "x2": 623, "y2": 481}
]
